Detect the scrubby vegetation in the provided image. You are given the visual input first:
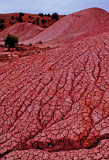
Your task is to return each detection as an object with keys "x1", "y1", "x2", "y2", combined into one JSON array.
[
  {"x1": 0, "y1": 19, "x2": 5, "y2": 23},
  {"x1": 0, "y1": 12, "x2": 64, "y2": 31},
  {"x1": 52, "y1": 13, "x2": 59, "y2": 21},
  {"x1": 11, "y1": 16, "x2": 14, "y2": 20},
  {"x1": 41, "y1": 19, "x2": 46, "y2": 25},
  {"x1": 39, "y1": 40, "x2": 42, "y2": 44},
  {"x1": 4, "y1": 33, "x2": 18, "y2": 50},
  {"x1": 29, "y1": 15, "x2": 31, "y2": 18},
  {"x1": 0, "y1": 19, "x2": 5, "y2": 30},
  {"x1": 0, "y1": 24, "x2": 5, "y2": 30},
  {"x1": 32, "y1": 20, "x2": 35, "y2": 24},
  {"x1": 16, "y1": 12, "x2": 24, "y2": 22},
  {"x1": 39, "y1": 13, "x2": 44, "y2": 17}
]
